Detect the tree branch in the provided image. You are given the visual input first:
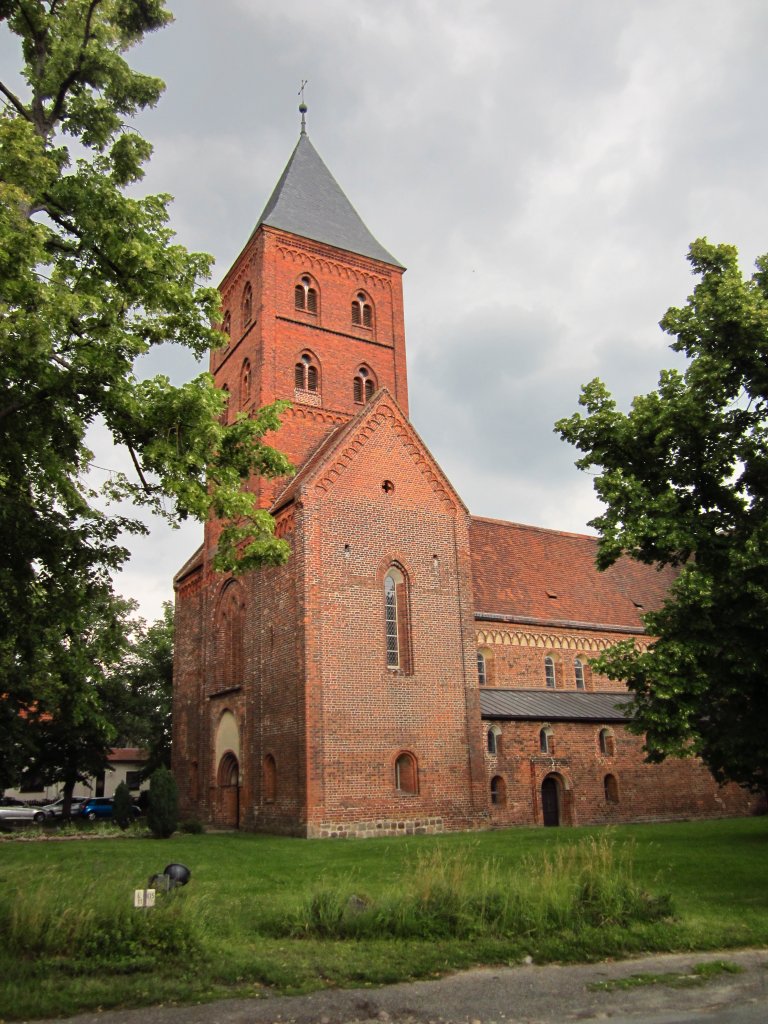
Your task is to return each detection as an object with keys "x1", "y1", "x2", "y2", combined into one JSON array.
[
  {"x1": 49, "y1": 0, "x2": 104, "y2": 129},
  {"x1": 127, "y1": 444, "x2": 152, "y2": 494},
  {"x1": 0, "y1": 80, "x2": 31, "y2": 120}
]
